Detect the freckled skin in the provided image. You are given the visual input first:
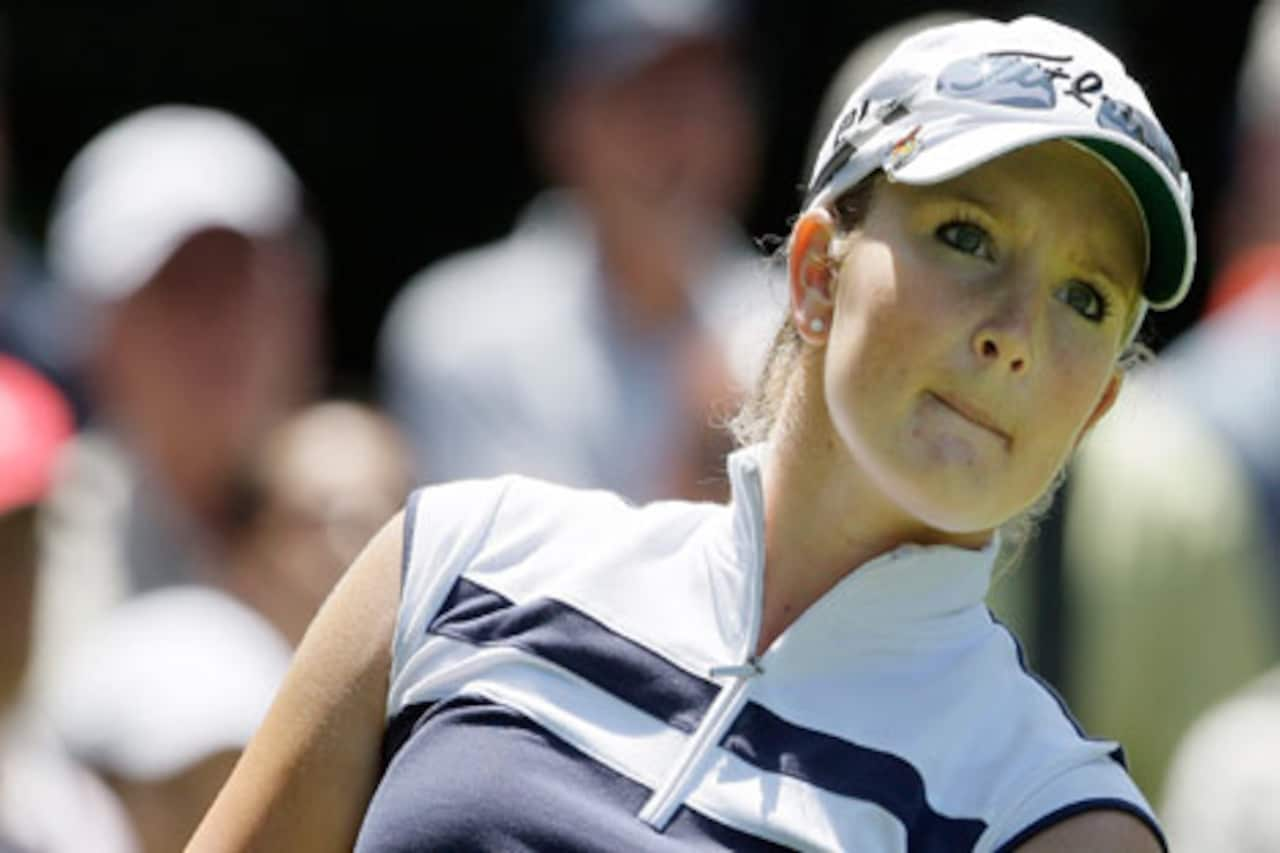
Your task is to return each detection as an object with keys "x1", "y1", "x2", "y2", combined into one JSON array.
[{"x1": 821, "y1": 141, "x2": 1145, "y2": 533}]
